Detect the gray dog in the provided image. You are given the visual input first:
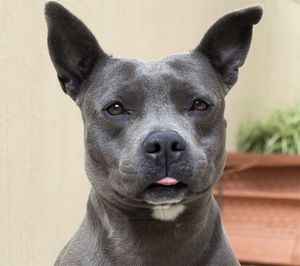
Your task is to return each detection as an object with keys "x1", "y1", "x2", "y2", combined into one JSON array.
[{"x1": 45, "y1": 2, "x2": 262, "y2": 265}]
